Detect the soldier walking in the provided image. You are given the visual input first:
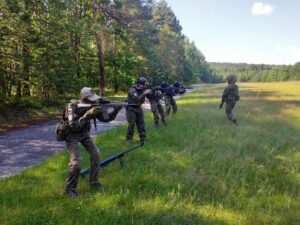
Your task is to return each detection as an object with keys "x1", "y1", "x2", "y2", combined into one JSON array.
[
  {"x1": 126, "y1": 77, "x2": 152, "y2": 143},
  {"x1": 63, "y1": 87, "x2": 122, "y2": 197},
  {"x1": 220, "y1": 75, "x2": 240, "y2": 125}
]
